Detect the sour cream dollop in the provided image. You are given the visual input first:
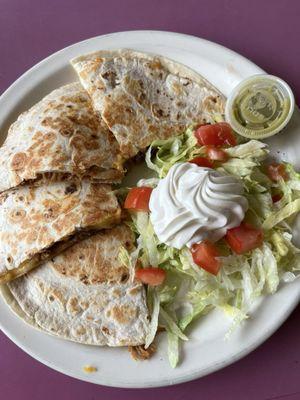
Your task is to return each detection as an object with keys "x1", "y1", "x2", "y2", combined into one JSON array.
[{"x1": 149, "y1": 163, "x2": 248, "y2": 249}]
